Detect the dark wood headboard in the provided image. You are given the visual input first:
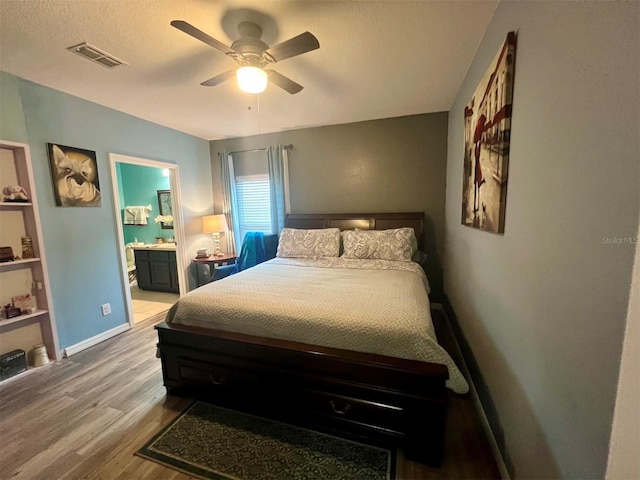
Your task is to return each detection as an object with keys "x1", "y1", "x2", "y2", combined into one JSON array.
[{"x1": 285, "y1": 212, "x2": 424, "y2": 248}]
